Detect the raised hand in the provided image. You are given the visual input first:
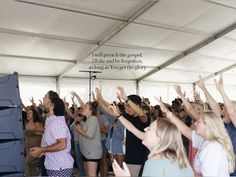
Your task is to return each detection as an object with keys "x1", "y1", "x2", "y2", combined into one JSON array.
[
  {"x1": 70, "y1": 91, "x2": 78, "y2": 97},
  {"x1": 109, "y1": 104, "x2": 119, "y2": 116},
  {"x1": 194, "y1": 91, "x2": 200, "y2": 101},
  {"x1": 183, "y1": 91, "x2": 186, "y2": 97},
  {"x1": 71, "y1": 94, "x2": 75, "y2": 102},
  {"x1": 197, "y1": 75, "x2": 205, "y2": 90},
  {"x1": 214, "y1": 74, "x2": 224, "y2": 92},
  {"x1": 117, "y1": 87, "x2": 127, "y2": 101},
  {"x1": 38, "y1": 100, "x2": 42, "y2": 105},
  {"x1": 154, "y1": 96, "x2": 169, "y2": 113},
  {"x1": 29, "y1": 97, "x2": 35, "y2": 104},
  {"x1": 174, "y1": 85, "x2": 184, "y2": 97},
  {"x1": 29, "y1": 97, "x2": 37, "y2": 108},
  {"x1": 63, "y1": 96, "x2": 67, "y2": 103},
  {"x1": 95, "y1": 87, "x2": 103, "y2": 101},
  {"x1": 112, "y1": 159, "x2": 130, "y2": 177}
]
